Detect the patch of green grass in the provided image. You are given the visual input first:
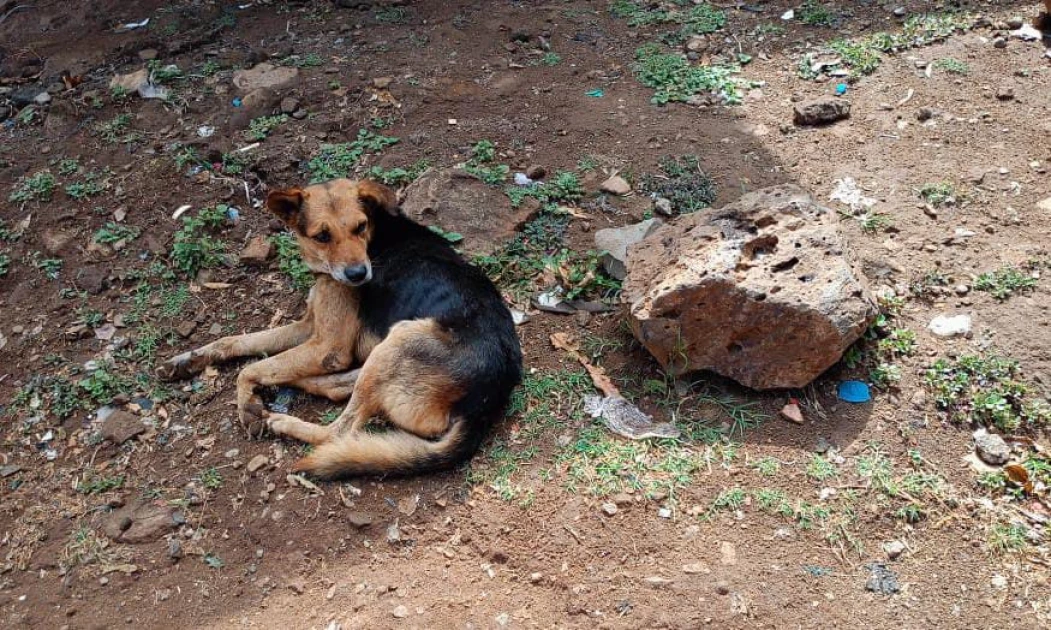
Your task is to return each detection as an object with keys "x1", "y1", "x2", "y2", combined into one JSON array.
[
  {"x1": 633, "y1": 43, "x2": 754, "y2": 106},
  {"x1": 30, "y1": 252, "x2": 63, "y2": 280},
  {"x1": 611, "y1": 1, "x2": 725, "y2": 36},
  {"x1": 638, "y1": 155, "x2": 716, "y2": 214},
  {"x1": 463, "y1": 140, "x2": 510, "y2": 185},
  {"x1": 0, "y1": 251, "x2": 10, "y2": 277},
  {"x1": 160, "y1": 283, "x2": 191, "y2": 318},
  {"x1": 934, "y1": 57, "x2": 969, "y2": 74},
  {"x1": 270, "y1": 232, "x2": 314, "y2": 292},
  {"x1": 56, "y1": 158, "x2": 81, "y2": 176},
  {"x1": 918, "y1": 182, "x2": 956, "y2": 207},
  {"x1": 859, "y1": 212, "x2": 892, "y2": 234},
  {"x1": 925, "y1": 355, "x2": 1050, "y2": 432},
  {"x1": 537, "y1": 52, "x2": 562, "y2": 66},
  {"x1": 576, "y1": 155, "x2": 599, "y2": 172},
  {"x1": 974, "y1": 264, "x2": 1038, "y2": 301},
  {"x1": 504, "y1": 170, "x2": 585, "y2": 208},
  {"x1": 246, "y1": 114, "x2": 288, "y2": 141},
  {"x1": 9, "y1": 171, "x2": 56, "y2": 203},
  {"x1": 988, "y1": 522, "x2": 1027, "y2": 554},
  {"x1": 199, "y1": 467, "x2": 223, "y2": 490},
  {"x1": 76, "y1": 307, "x2": 105, "y2": 328},
  {"x1": 305, "y1": 129, "x2": 399, "y2": 183},
  {"x1": 751, "y1": 457, "x2": 781, "y2": 477},
  {"x1": 281, "y1": 53, "x2": 323, "y2": 68},
  {"x1": 427, "y1": 225, "x2": 464, "y2": 244},
  {"x1": 79, "y1": 364, "x2": 135, "y2": 405},
  {"x1": 711, "y1": 487, "x2": 747, "y2": 512},
  {"x1": 77, "y1": 475, "x2": 125, "y2": 494},
  {"x1": 827, "y1": 12, "x2": 972, "y2": 77},
  {"x1": 65, "y1": 172, "x2": 107, "y2": 200},
  {"x1": 806, "y1": 454, "x2": 838, "y2": 481},
  {"x1": 220, "y1": 152, "x2": 251, "y2": 175},
  {"x1": 366, "y1": 160, "x2": 431, "y2": 187},
  {"x1": 173, "y1": 144, "x2": 207, "y2": 171},
  {"x1": 797, "y1": 1, "x2": 836, "y2": 27},
  {"x1": 170, "y1": 210, "x2": 227, "y2": 277},
  {"x1": 95, "y1": 113, "x2": 138, "y2": 144}
]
